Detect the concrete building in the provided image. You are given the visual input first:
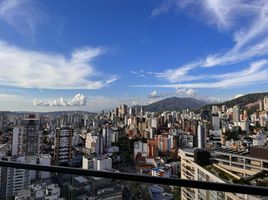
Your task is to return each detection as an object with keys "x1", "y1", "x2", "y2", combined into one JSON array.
[
  {"x1": 233, "y1": 106, "x2": 240, "y2": 124},
  {"x1": 240, "y1": 120, "x2": 250, "y2": 132},
  {"x1": 0, "y1": 157, "x2": 31, "y2": 200},
  {"x1": 151, "y1": 118, "x2": 158, "y2": 129},
  {"x1": 264, "y1": 96, "x2": 268, "y2": 111},
  {"x1": 12, "y1": 114, "x2": 41, "y2": 157},
  {"x1": 197, "y1": 124, "x2": 205, "y2": 149},
  {"x1": 214, "y1": 147, "x2": 268, "y2": 177},
  {"x1": 15, "y1": 183, "x2": 63, "y2": 200},
  {"x1": 134, "y1": 141, "x2": 147, "y2": 159},
  {"x1": 0, "y1": 144, "x2": 9, "y2": 158},
  {"x1": 38, "y1": 154, "x2": 51, "y2": 179},
  {"x1": 208, "y1": 130, "x2": 222, "y2": 147},
  {"x1": 147, "y1": 139, "x2": 157, "y2": 157},
  {"x1": 12, "y1": 127, "x2": 23, "y2": 156},
  {"x1": 212, "y1": 115, "x2": 220, "y2": 131},
  {"x1": 151, "y1": 166, "x2": 171, "y2": 177},
  {"x1": 85, "y1": 133, "x2": 103, "y2": 155},
  {"x1": 119, "y1": 104, "x2": 128, "y2": 118},
  {"x1": 179, "y1": 149, "x2": 258, "y2": 200},
  {"x1": 253, "y1": 131, "x2": 267, "y2": 147},
  {"x1": 82, "y1": 155, "x2": 112, "y2": 171},
  {"x1": 54, "y1": 127, "x2": 73, "y2": 163},
  {"x1": 102, "y1": 127, "x2": 112, "y2": 148},
  {"x1": 212, "y1": 106, "x2": 219, "y2": 114},
  {"x1": 259, "y1": 100, "x2": 264, "y2": 111}
]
